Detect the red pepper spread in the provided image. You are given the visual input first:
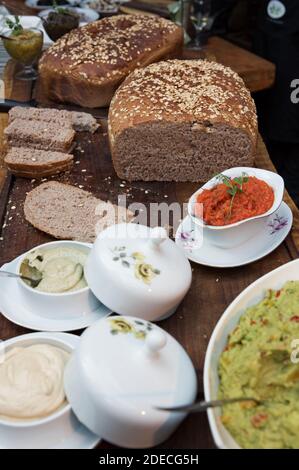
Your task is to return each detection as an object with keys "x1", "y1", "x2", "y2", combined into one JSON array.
[{"x1": 195, "y1": 176, "x2": 274, "y2": 226}]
